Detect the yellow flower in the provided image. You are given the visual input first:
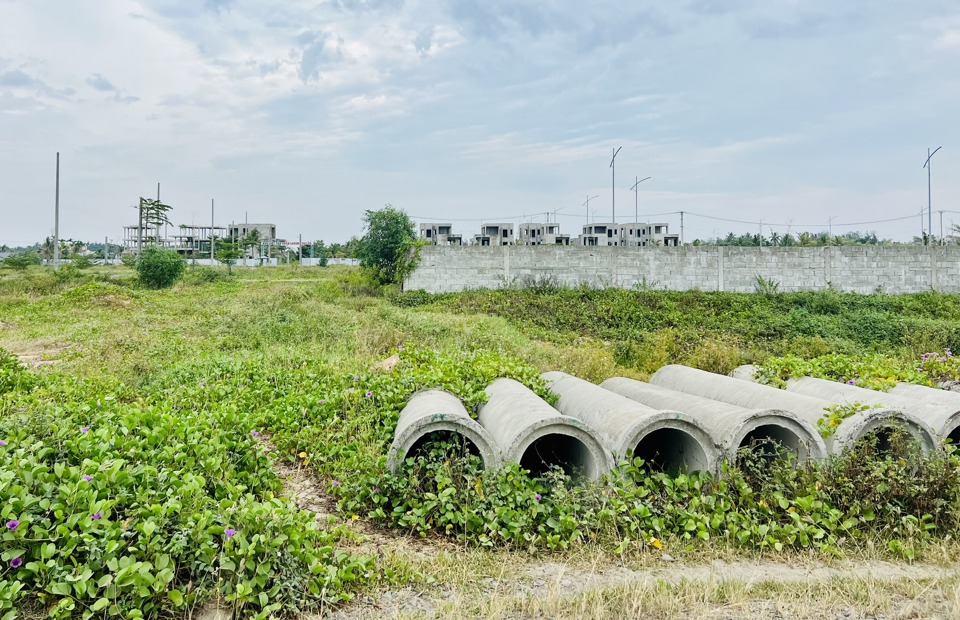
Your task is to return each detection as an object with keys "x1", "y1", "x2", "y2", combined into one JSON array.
[
  {"x1": 352, "y1": 514, "x2": 359, "y2": 521},
  {"x1": 298, "y1": 451, "x2": 307, "y2": 458},
  {"x1": 650, "y1": 537, "x2": 663, "y2": 549}
]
